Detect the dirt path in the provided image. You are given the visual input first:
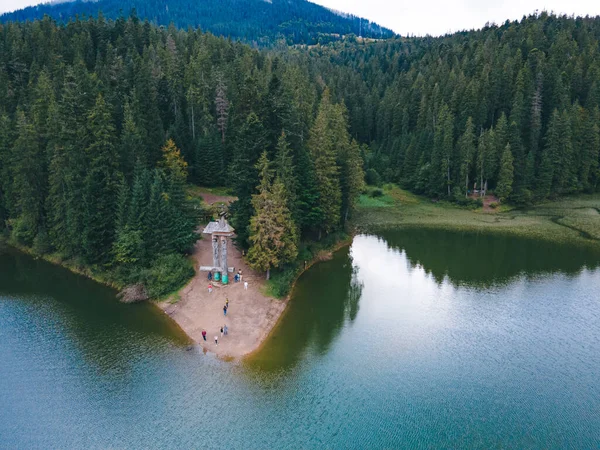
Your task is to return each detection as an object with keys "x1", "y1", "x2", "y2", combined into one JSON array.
[
  {"x1": 470, "y1": 193, "x2": 500, "y2": 212},
  {"x1": 196, "y1": 189, "x2": 236, "y2": 206},
  {"x1": 157, "y1": 227, "x2": 287, "y2": 359}
]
